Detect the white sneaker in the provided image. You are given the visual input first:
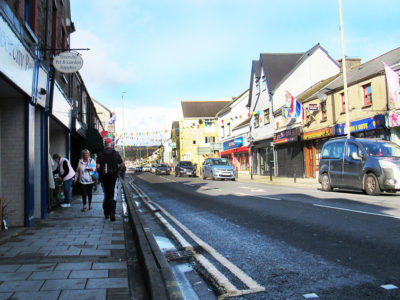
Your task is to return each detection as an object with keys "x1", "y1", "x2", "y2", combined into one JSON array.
[{"x1": 60, "y1": 203, "x2": 71, "y2": 208}]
